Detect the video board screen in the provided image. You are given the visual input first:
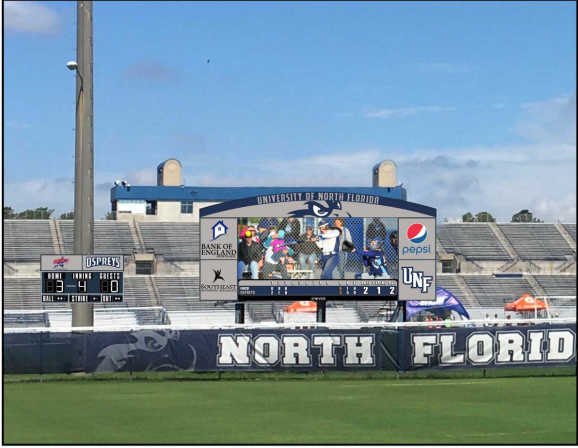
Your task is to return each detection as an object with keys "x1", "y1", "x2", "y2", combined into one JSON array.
[{"x1": 200, "y1": 192, "x2": 436, "y2": 302}]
